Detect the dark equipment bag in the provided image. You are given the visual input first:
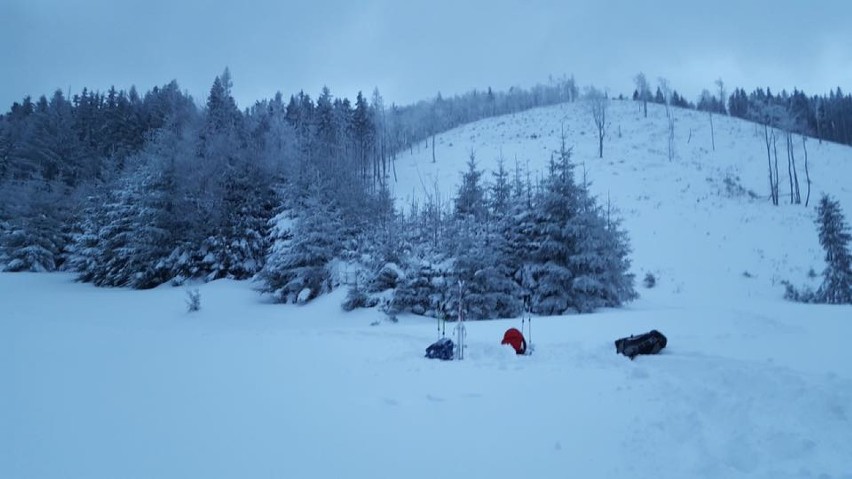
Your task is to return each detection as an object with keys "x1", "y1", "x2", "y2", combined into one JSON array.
[
  {"x1": 615, "y1": 330, "x2": 667, "y2": 359},
  {"x1": 425, "y1": 337, "x2": 455, "y2": 360}
]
